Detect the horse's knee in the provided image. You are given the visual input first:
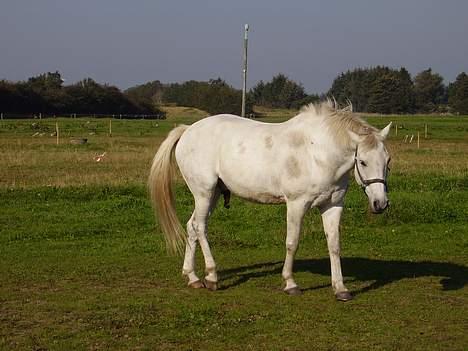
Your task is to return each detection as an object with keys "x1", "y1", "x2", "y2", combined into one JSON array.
[
  {"x1": 285, "y1": 240, "x2": 298, "y2": 252},
  {"x1": 193, "y1": 222, "x2": 207, "y2": 239},
  {"x1": 186, "y1": 220, "x2": 197, "y2": 240}
]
